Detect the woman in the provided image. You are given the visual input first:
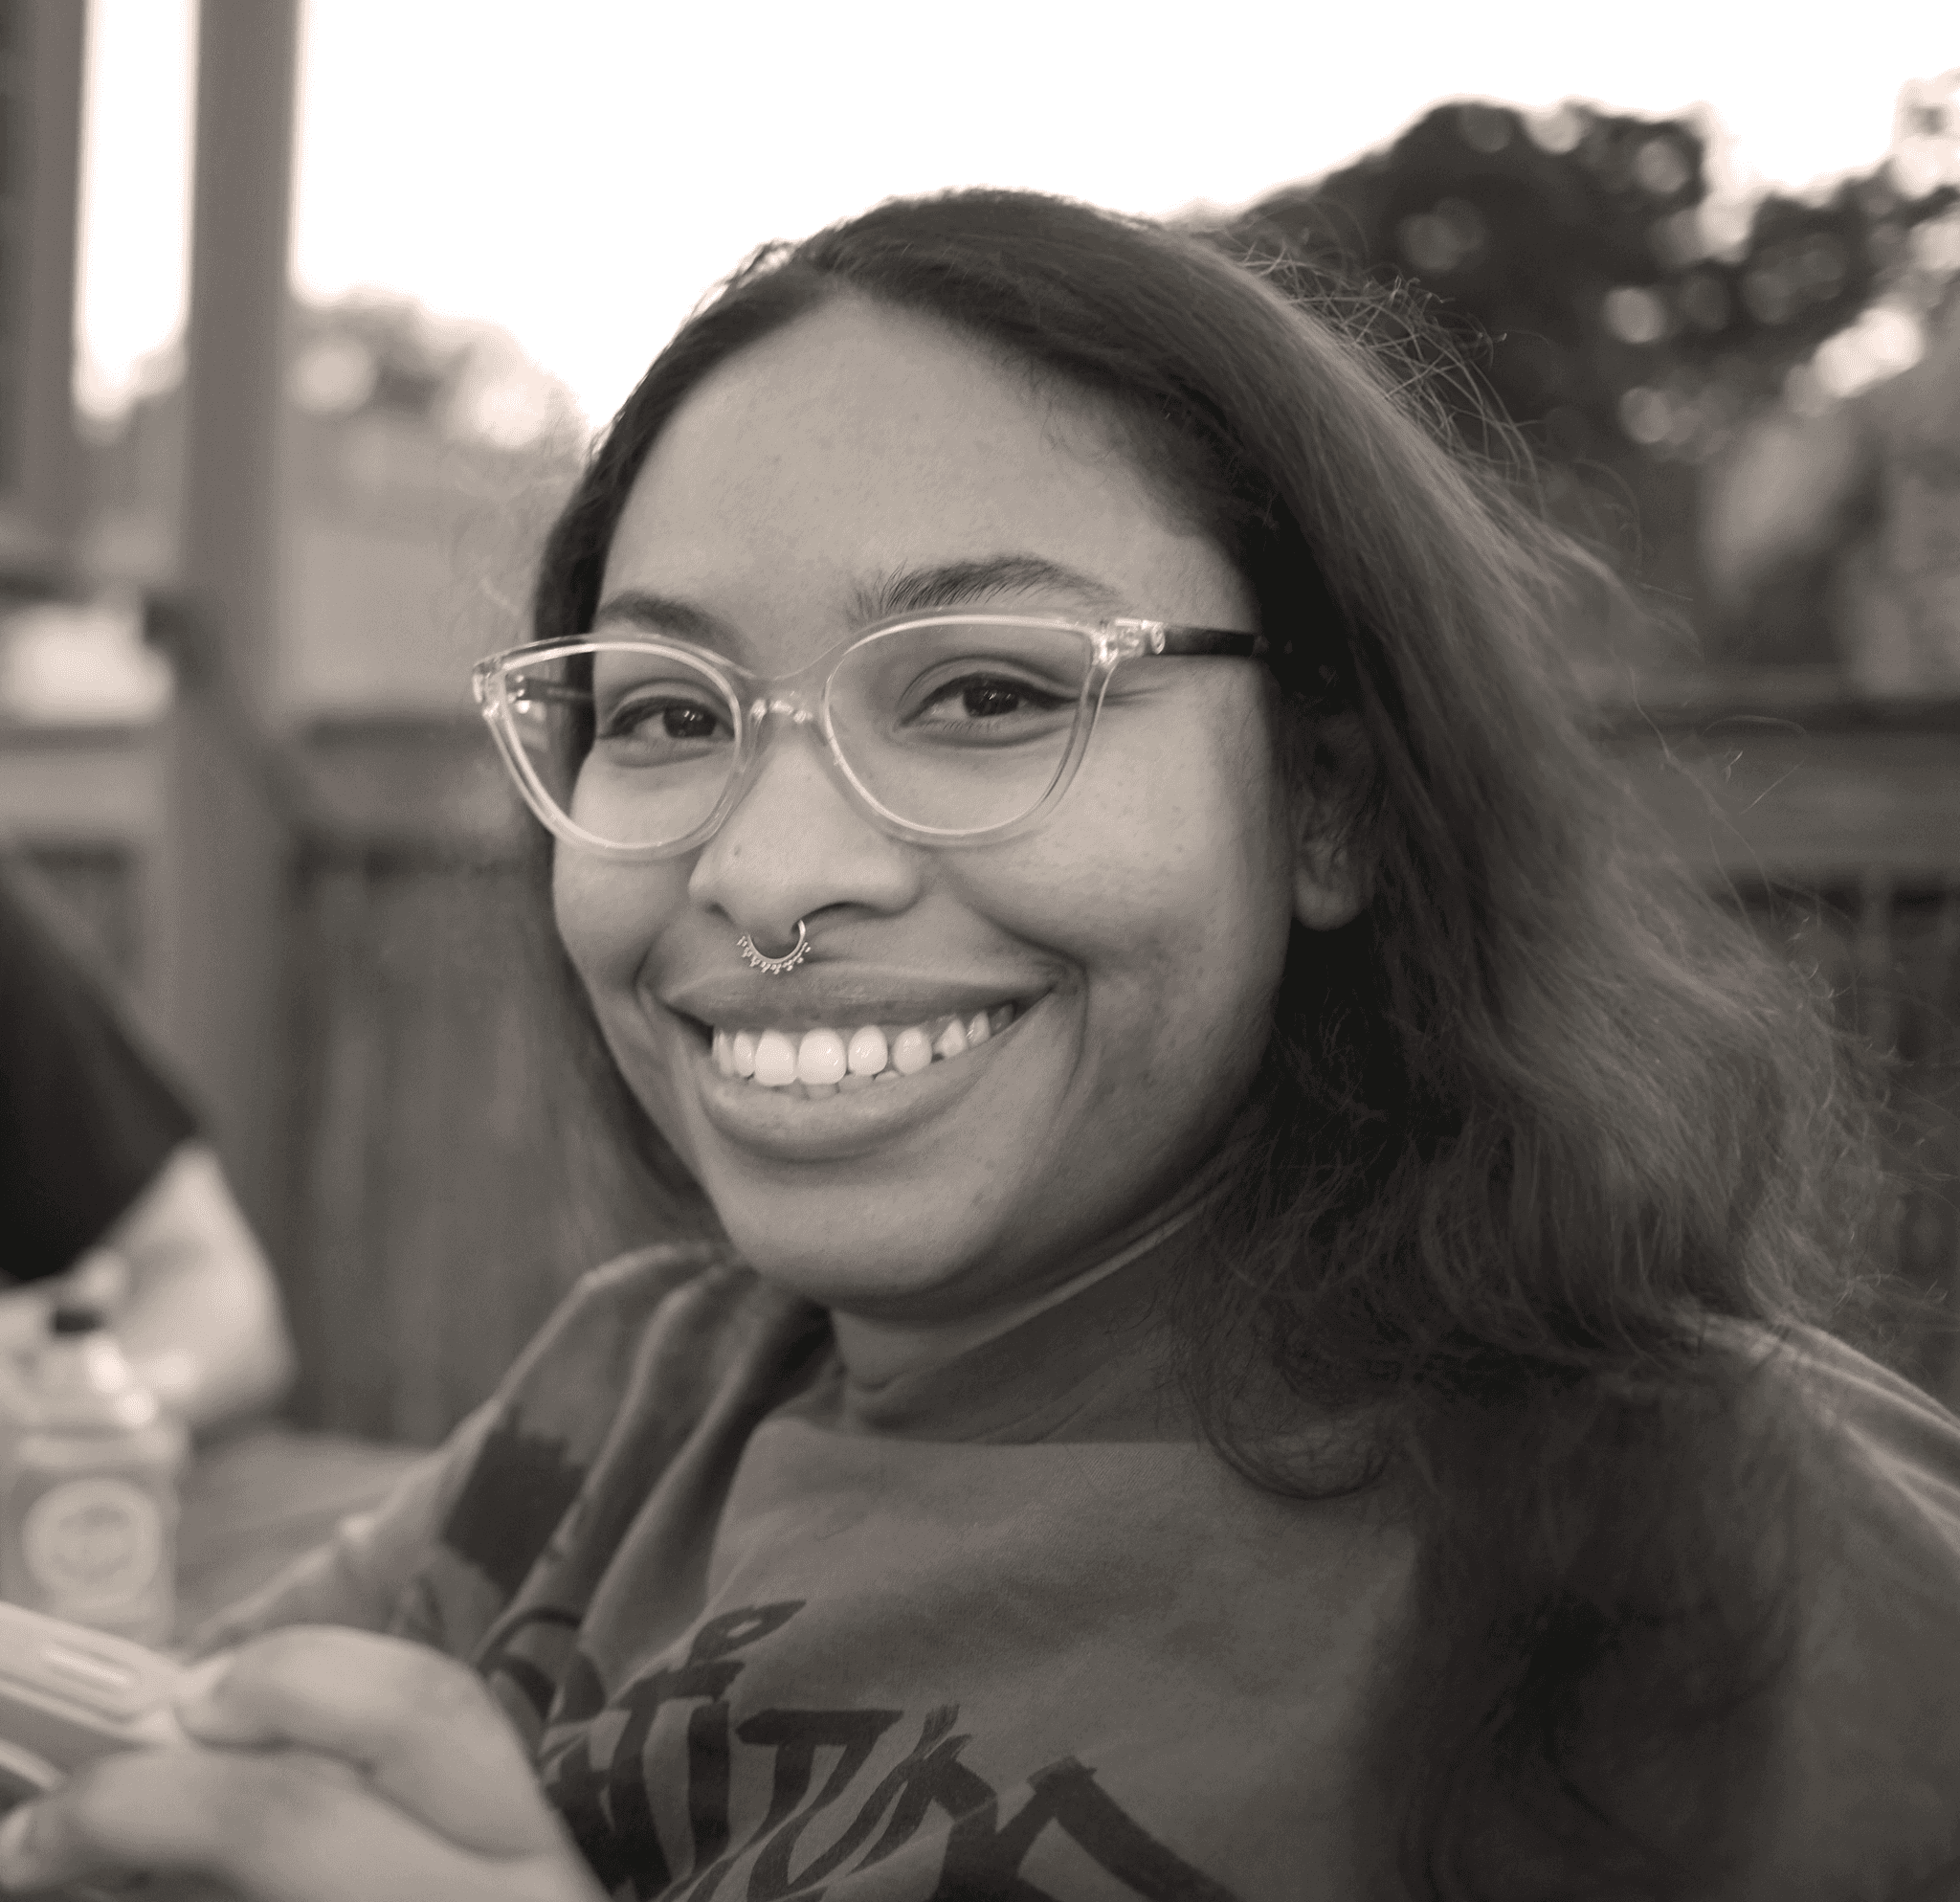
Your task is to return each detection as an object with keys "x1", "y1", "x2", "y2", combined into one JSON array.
[{"x1": 4, "y1": 190, "x2": 1956, "y2": 1902}]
